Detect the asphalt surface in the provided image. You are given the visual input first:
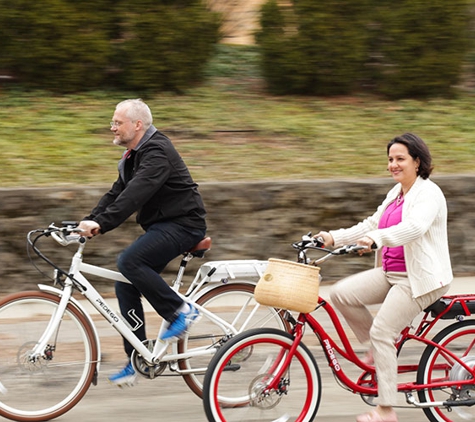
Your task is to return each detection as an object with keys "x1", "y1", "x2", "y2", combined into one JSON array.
[{"x1": 3, "y1": 276, "x2": 475, "y2": 422}]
